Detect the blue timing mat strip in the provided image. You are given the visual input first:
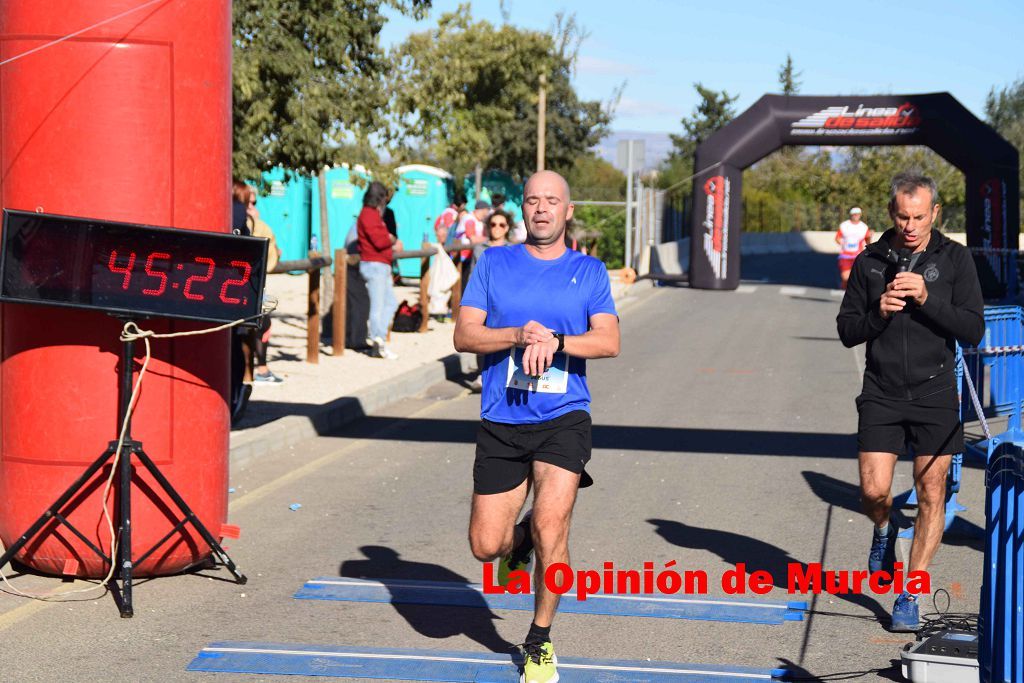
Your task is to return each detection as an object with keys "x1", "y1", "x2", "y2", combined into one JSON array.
[
  {"x1": 294, "y1": 577, "x2": 807, "y2": 625},
  {"x1": 188, "y1": 641, "x2": 786, "y2": 682}
]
